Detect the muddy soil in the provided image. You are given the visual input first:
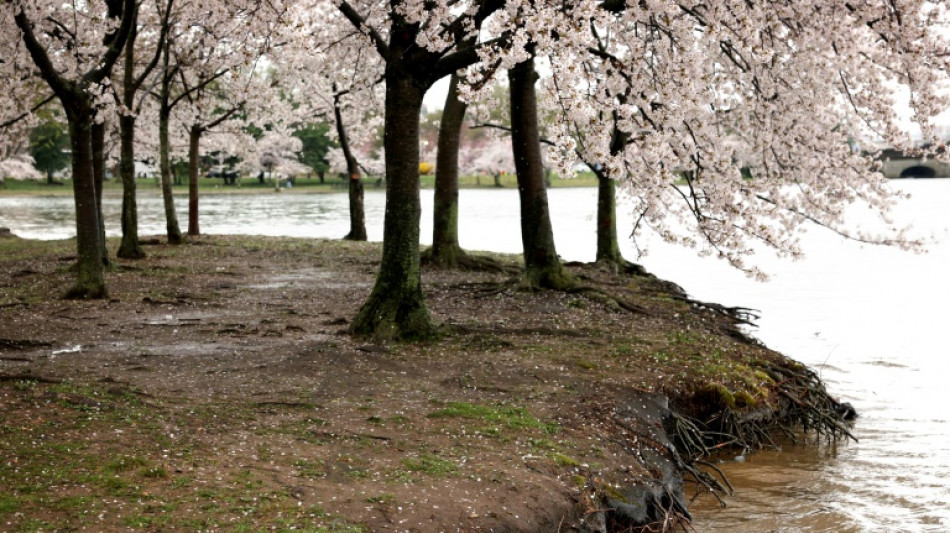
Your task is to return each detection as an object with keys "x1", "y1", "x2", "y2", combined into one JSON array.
[{"x1": 0, "y1": 234, "x2": 805, "y2": 532}]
